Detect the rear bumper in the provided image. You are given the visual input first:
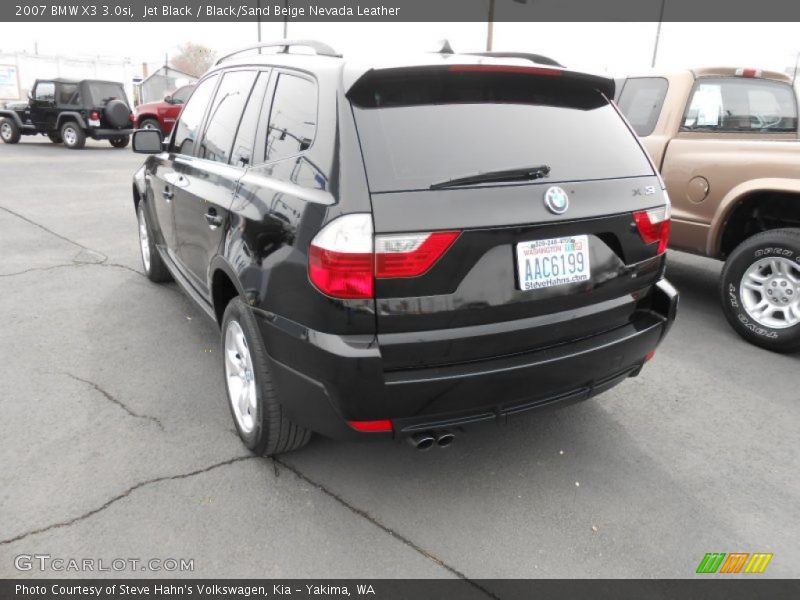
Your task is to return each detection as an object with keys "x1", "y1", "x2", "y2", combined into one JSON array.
[
  {"x1": 255, "y1": 279, "x2": 678, "y2": 440},
  {"x1": 90, "y1": 128, "x2": 133, "y2": 139}
]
